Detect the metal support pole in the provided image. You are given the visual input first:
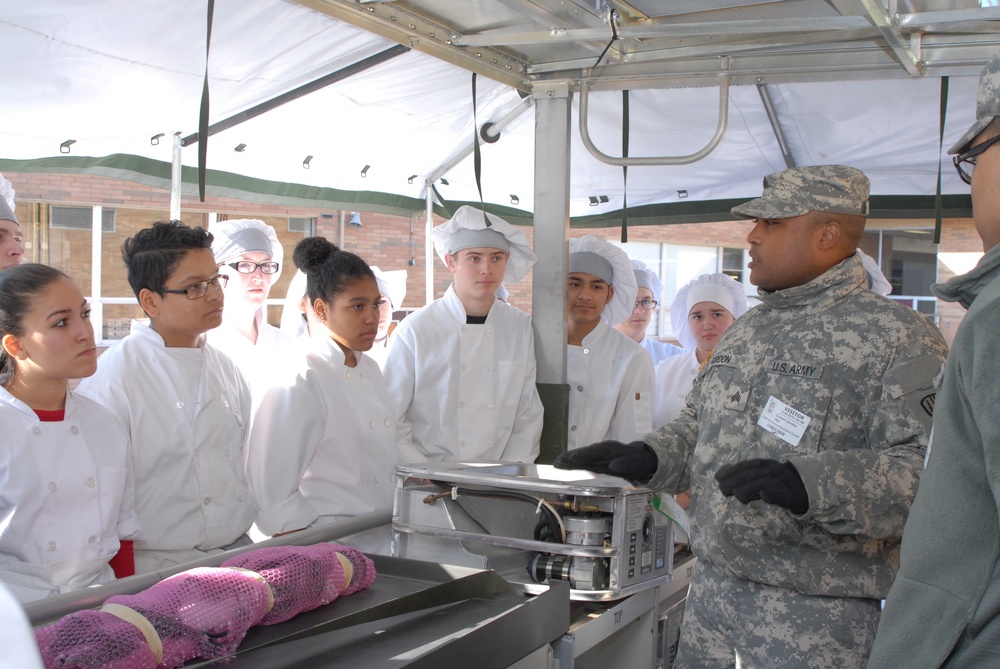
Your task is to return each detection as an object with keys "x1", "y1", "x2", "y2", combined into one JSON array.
[
  {"x1": 531, "y1": 80, "x2": 572, "y2": 463},
  {"x1": 170, "y1": 132, "x2": 182, "y2": 220},
  {"x1": 425, "y1": 184, "x2": 435, "y2": 305}
]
